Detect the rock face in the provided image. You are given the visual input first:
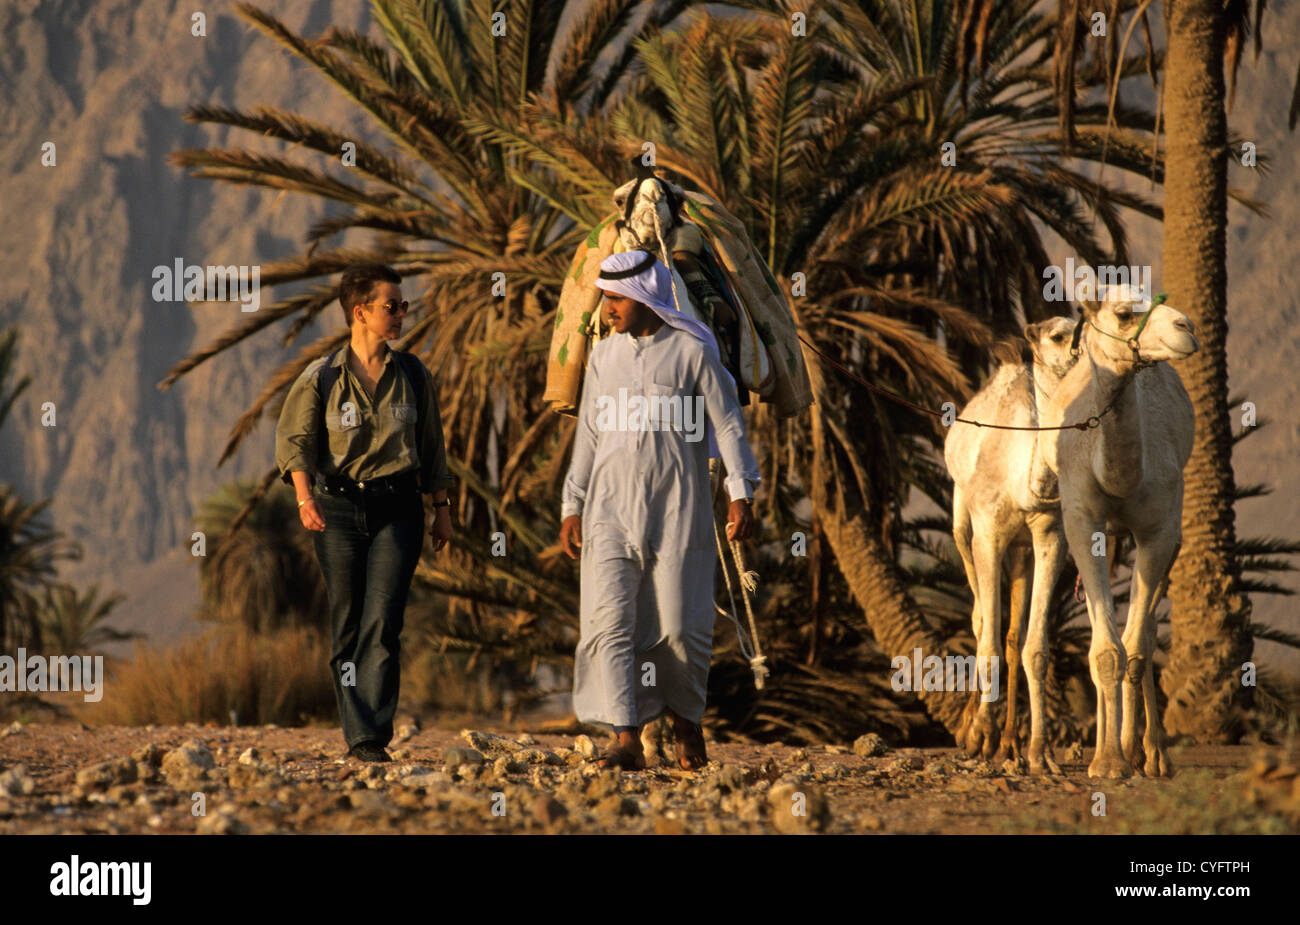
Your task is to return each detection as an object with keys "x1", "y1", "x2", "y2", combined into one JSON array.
[
  {"x1": 0, "y1": 0, "x2": 1295, "y2": 669},
  {"x1": 0, "y1": 0, "x2": 372, "y2": 650}
]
